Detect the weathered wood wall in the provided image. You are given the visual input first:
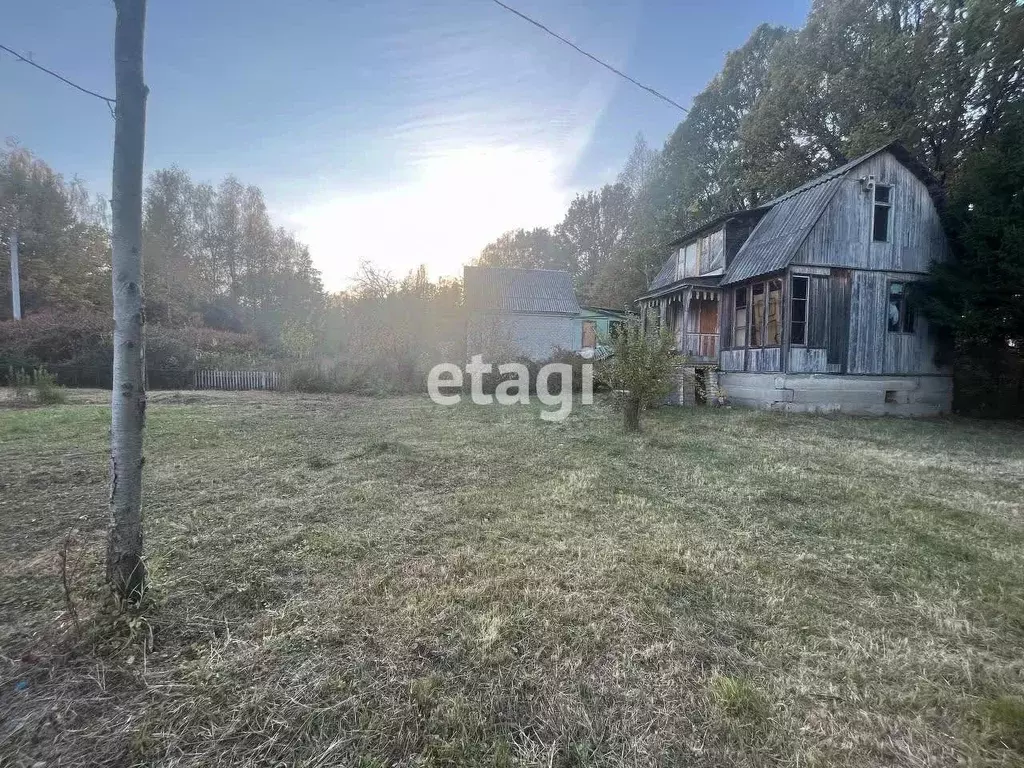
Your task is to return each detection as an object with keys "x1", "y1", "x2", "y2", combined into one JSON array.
[
  {"x1": 792, "y1": 152, "x2": 947, "y2": 272},
  {"x1": 847, "y1": 271, "x2": 945, "y2": 375}
]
